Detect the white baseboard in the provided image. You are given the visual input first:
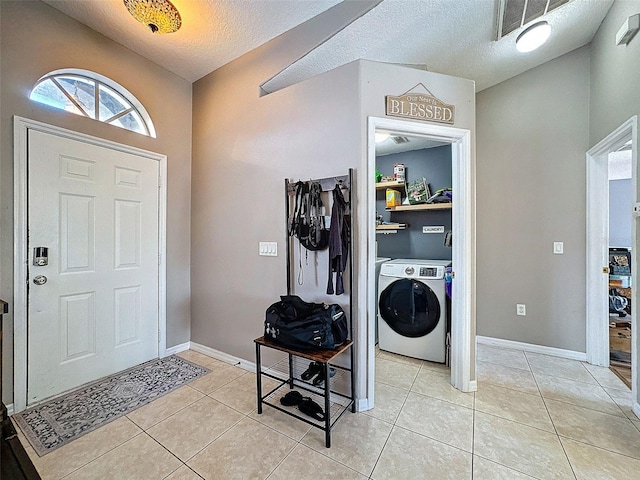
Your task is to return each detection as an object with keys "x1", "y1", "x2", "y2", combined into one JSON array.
[
  {"x1": 467, "y1": 380, "x2": 478, "y2": 392},
  {"x1": 164, "y1": 341, "x2": 191, "y2": 356},
  {"x1": 477, "y1": 336, "x2": 587, "y2": 362},
  {"x1": 189, "y1": 342, "x2": 256, "y2": 373},
  {"x1": 633, "y1": 402, "x2": 640, "y2": 421},
  {"x1": 6, "y1": 403, "x2": 14, "y2": 416}
]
